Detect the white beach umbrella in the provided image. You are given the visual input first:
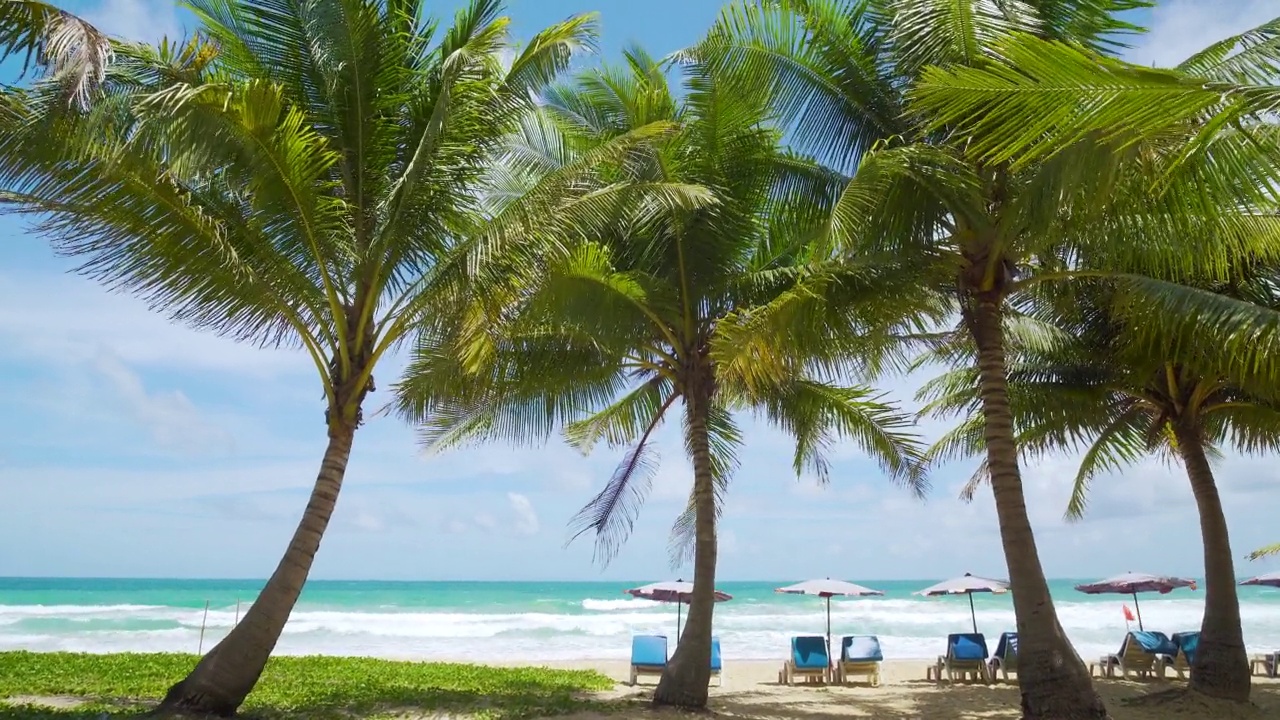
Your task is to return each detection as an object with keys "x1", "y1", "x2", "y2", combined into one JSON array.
[
  {"x1": 624, "y1": 579, "x2": 732, "y2": 638},
  {"x1": 776, "y1": 578, "x2": 884, "y2": 665},
  {"x1": 915, "y1": 573, "x2": 1009, "y2": 633}
]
